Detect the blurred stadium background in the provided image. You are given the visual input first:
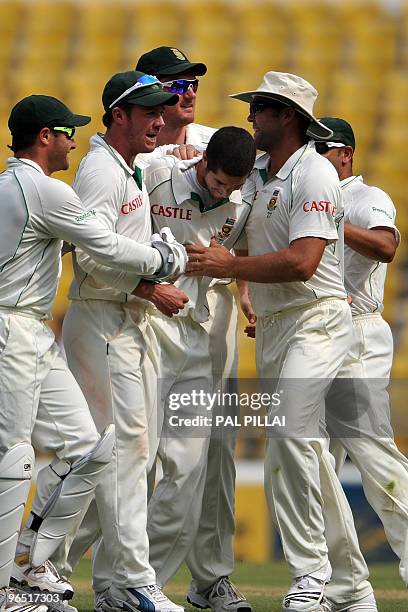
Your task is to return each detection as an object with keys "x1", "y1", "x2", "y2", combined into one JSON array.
[{"x1": 4, "y1": 0, "x2": 408, "y2": 566}]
